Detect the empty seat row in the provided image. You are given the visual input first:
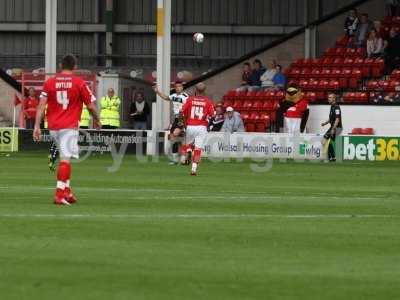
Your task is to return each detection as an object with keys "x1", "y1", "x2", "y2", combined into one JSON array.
[
  {"x1": 290, "y1": 57, "x2": 384, "y2": 69},
  {"x1": 351, "y1": 128, "x2": 375, "y2": 135},
  {"x1": 366, "y1": 79, "x2": 400, "y2": 91},
  {"x1": 342, "y1": 92, "x2": 369, "y2": 103},
  {"x1": 222, "y1": 90, "x2": 285, "y2": 102},
  {"x1": 223, "y1": 99, "x2": 280, "y2": 111},
  {"x1": 391, "y1": 69, "x2": 400, "y2": 80},
  {"x1": 324, "y1": 46, "x2": 366, "y2": 58}
]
